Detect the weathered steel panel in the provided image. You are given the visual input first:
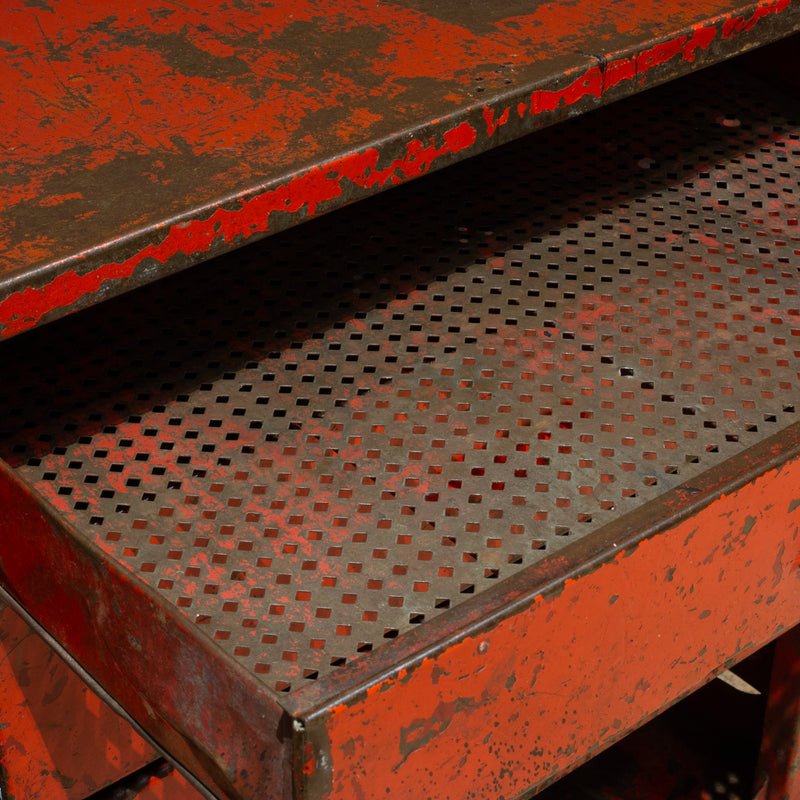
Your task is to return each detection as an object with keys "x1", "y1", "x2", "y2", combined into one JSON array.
[
  {"x1": 1, "y1": 0, "x2": 798, "y2": 338},
  {"x1": 0, "y1": 463, "x2": 291, "y2": 800},
  {"x1": 298, "y1": 445, "x2": 800, "y2": 799}
]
